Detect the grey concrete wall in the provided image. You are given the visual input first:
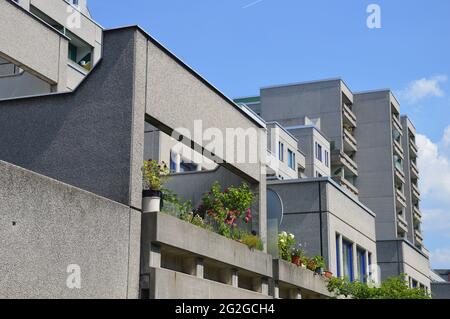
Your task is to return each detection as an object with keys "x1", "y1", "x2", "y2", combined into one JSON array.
[
  {"x1": 354, "y1": 91, "x2": 397, "y2": 240},
  {"x1": 431, "y1": 283, "x2": 450, "y2": 299},
  {"x1": 0, "y1": 71, "x2": 51, "y2": 99},
  {"x1": 0, "y1": 28, "x2": 138, "y2": 207},
  {"x1": 260, "y1": 80, "x2": 344, "y2": 152},
  {"x1": 0, "y1": 0, "x2": 67, "y2": 87},
  {"x1": 377, "y1": 240, "x2": 430, "y2": 289},
  {"x1": 268, "y1": 179, "x2": 376, "y2": 275},
  {"x1": 0, "y1": 160, "x2": 140, "y2": 298},
  {"x1": 149, "y1": 268, "x2": 272, "y2": 299}
]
